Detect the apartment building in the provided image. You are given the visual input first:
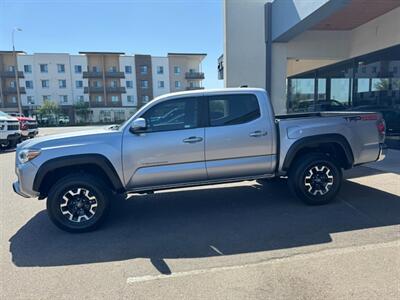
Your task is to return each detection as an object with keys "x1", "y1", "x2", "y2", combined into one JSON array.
[{"x1": 0, "y1": 51, "x2": 206, "y2": 124}]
